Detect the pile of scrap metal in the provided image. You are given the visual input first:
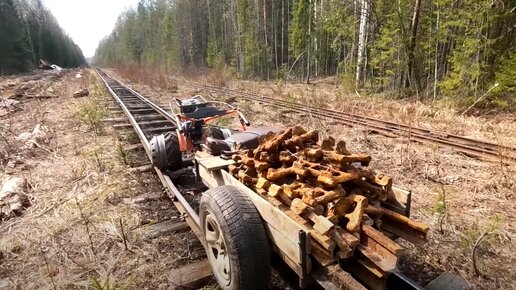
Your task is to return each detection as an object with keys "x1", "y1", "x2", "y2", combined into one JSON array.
[
  {"x1": 229, "y1": 126, "x2": 429, "y2": 288},
  {"x1": 38, "y1": 59, "x2": 62, "y2": 71}
]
